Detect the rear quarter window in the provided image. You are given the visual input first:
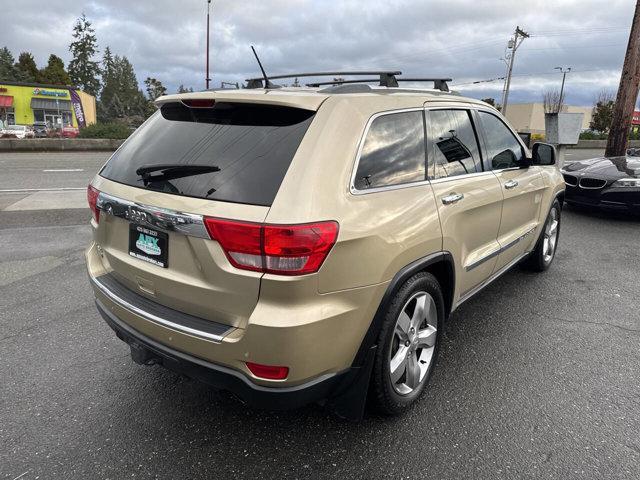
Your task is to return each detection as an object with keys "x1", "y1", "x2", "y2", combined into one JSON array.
[
  {"x1": 100, "y1": 102, "x2": 315, "y2": 206},
  {"x1": 353, "y1": 110, "x2": 426, "y2": 190}
]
